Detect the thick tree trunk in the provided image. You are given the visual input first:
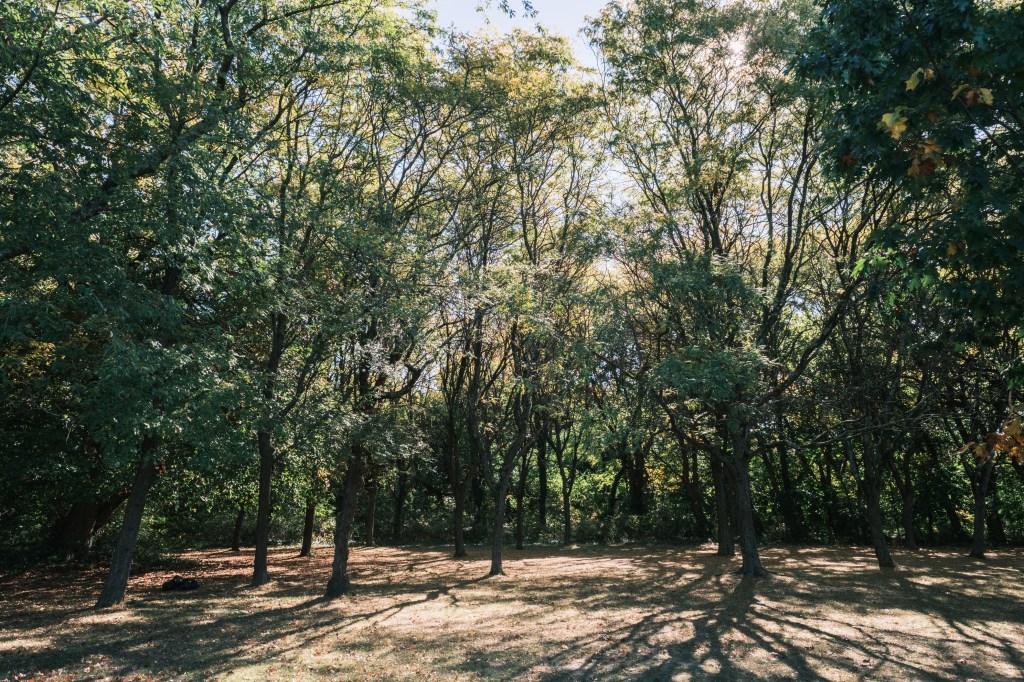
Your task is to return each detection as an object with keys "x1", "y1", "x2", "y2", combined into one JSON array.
[
  {"x1": 865, "y1": 475, "x2": 895, "y2": 569},
  {"x1": 365, "y1": 482, "x2": 378, "y2": 547},
  {"x1": 252, "y1": 431, "x2": 274, "y2": 586},
  {"x1": 231, "y1": 507, "x2": 245, "y2": 552},
  {"x1": 51, "y1": 489, "x2": 131, "y2": 557},
  {"x1": 970, "y1": 487, "x2": 987, "y2": 558},
  {"x1": 710, "y1": 455, "x2": 734, "y2": 556},
  {"x1": 52, "y1": 501, "x2": 100, "y2": 557},
  {"x1": 731, "y1": 462, "x2": 766, "y2": 577},
  {"x1": 986, "y1": 470, "x2": 1007, "y2": 545},
  {"x1": 95, "y1": 449, "x2": 158, "y2": 608},
  {"x1": 489, "y1": 481, "x2": 510, "y2": 576},
  {"x1": 326, "y1": 455, "x2": 365, "y2": 599},
  {"x1": 299, "y1": 498, "x2": 316, "y2": 557},
  {"x1": 969, "y1": 459, "x2": 994, "y2": 559},
  {"x1": 625, "y1": 448, "x2": 646, "y2": 516},
  {"x1": 726, "y1": 418, "x2": 765, "y2": 576}
]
